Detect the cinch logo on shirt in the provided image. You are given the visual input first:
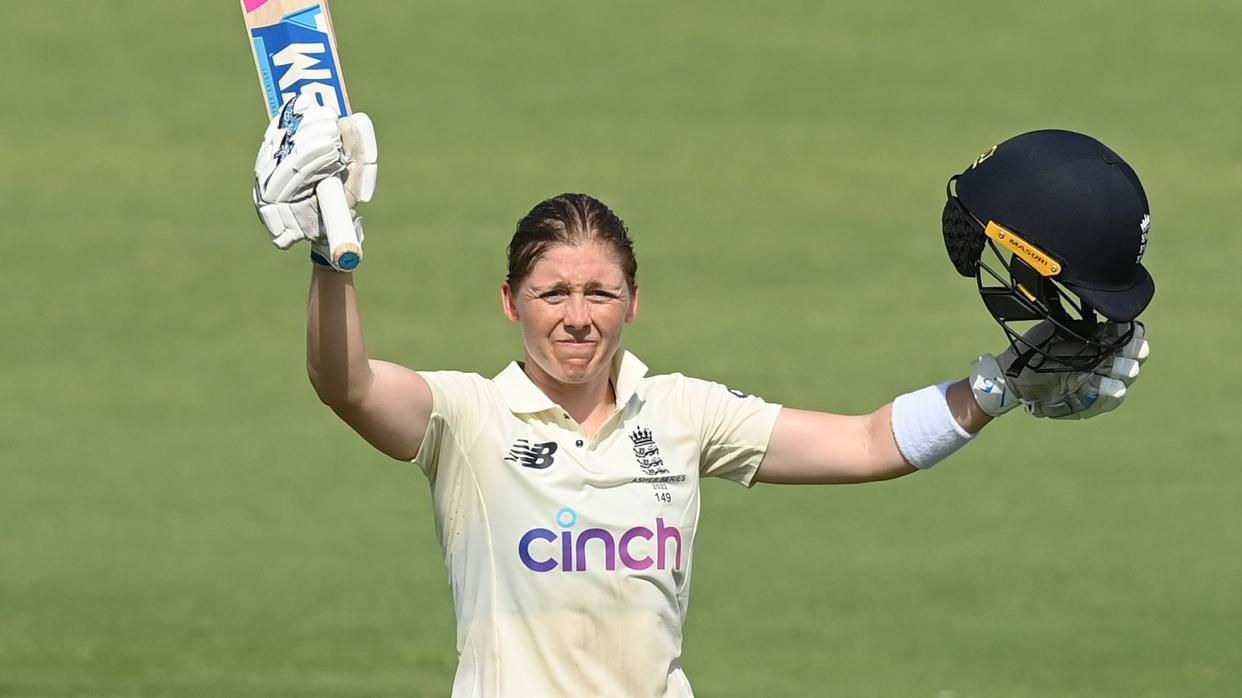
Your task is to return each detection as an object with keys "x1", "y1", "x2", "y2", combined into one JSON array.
[{"x1": 518, "y1": 507, "x2": 683, "y2": 573}]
